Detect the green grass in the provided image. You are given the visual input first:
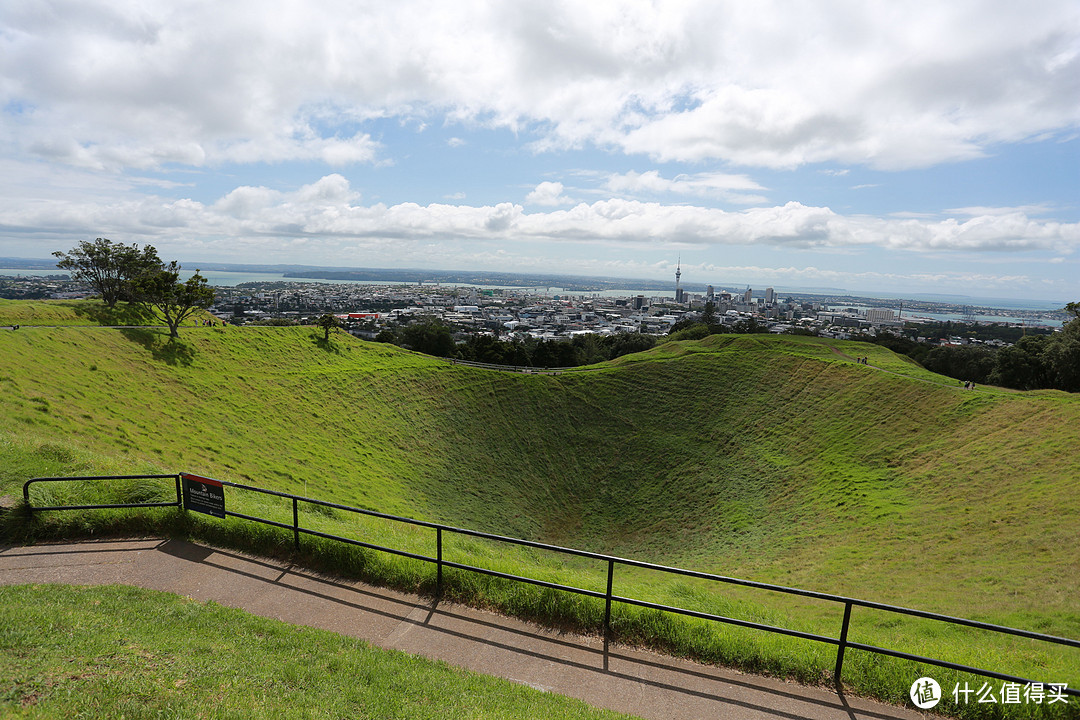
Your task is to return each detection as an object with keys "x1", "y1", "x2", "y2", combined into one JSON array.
[
  {"x1": 0, "y1": 584, "x2": 636, "y2": 719},
  {"x1": 1, "y1": 305, "x2": 1078, "y2": 718},
  {"x1": 0, "y1": 298, "x2": 213, "y2": 327}
]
